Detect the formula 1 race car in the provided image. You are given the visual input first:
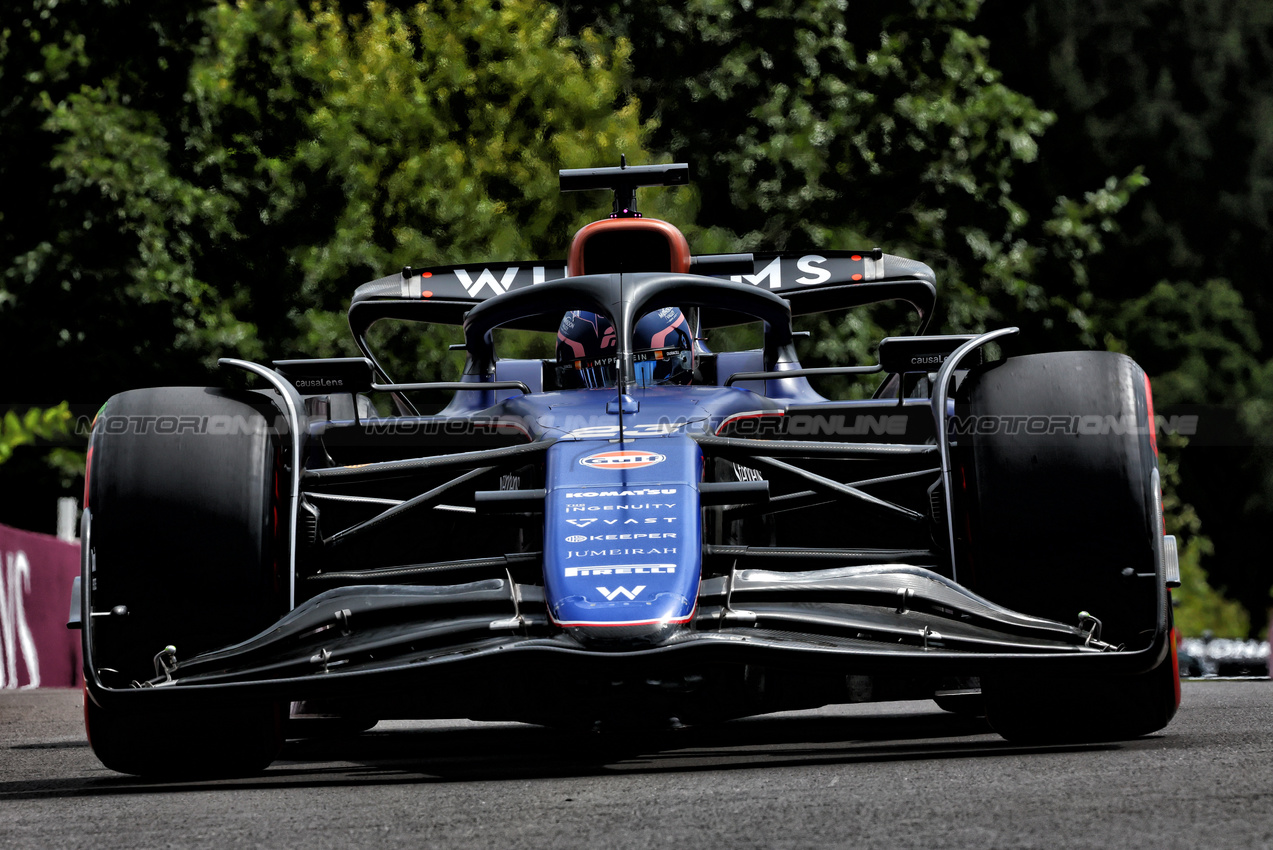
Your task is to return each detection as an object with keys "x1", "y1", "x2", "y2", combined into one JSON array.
[{"x1": 71, "y1": 163, "x2": 1181, "y2": 777}]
